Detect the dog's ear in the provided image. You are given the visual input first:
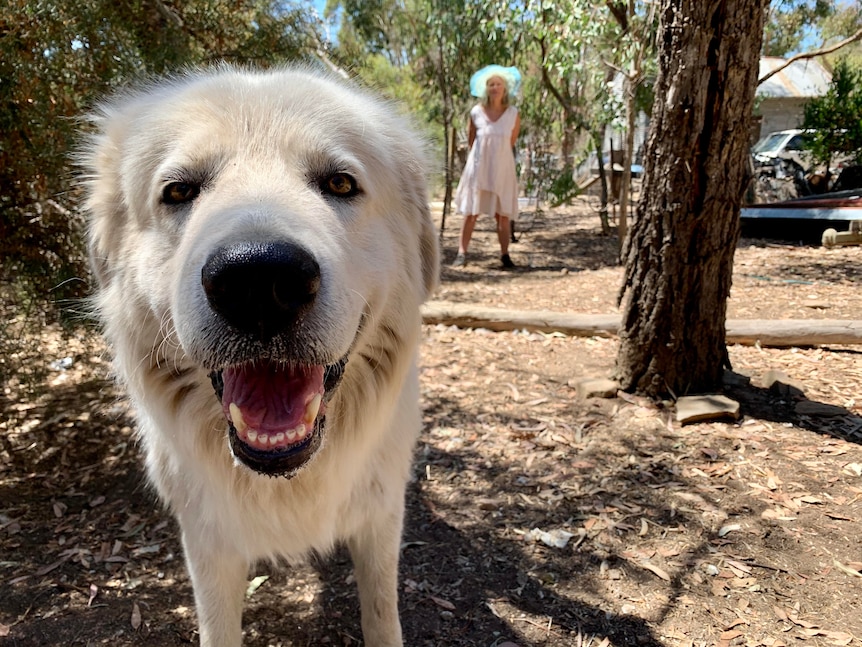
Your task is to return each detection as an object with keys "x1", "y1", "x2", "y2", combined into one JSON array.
[
  {"x1": 87, "y1": 219, "x2": 116, "y2": 289},
  {"x1": 398, "y1": 163, "x2": 439, "y2": 300},
  {"x1": 80, "y1": 95, "x2": 147, "y2": 290},
  {"x1": 417, "y1": 198, "x2": 440, "y2": 300},
  {"x1": 81, "y1": 129, "x2": 125, "y2": 290},
  {"x1": 395, "y1": 136, "x2": 439, "y2": 301}
]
